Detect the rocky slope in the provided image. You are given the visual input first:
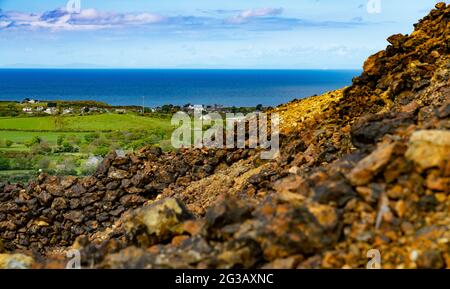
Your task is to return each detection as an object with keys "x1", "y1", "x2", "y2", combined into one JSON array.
[{"x1": 0, "y1": 3, "x2": 449, "y2": 269}]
